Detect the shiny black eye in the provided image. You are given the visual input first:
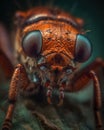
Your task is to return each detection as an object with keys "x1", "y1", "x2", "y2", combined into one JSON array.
[
  {"x1": 22, "y1": 30, "x2": 42, "y2": 57},
  {"x1": 74, "y1": 34, "x2": 92, "y2": 62}
]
